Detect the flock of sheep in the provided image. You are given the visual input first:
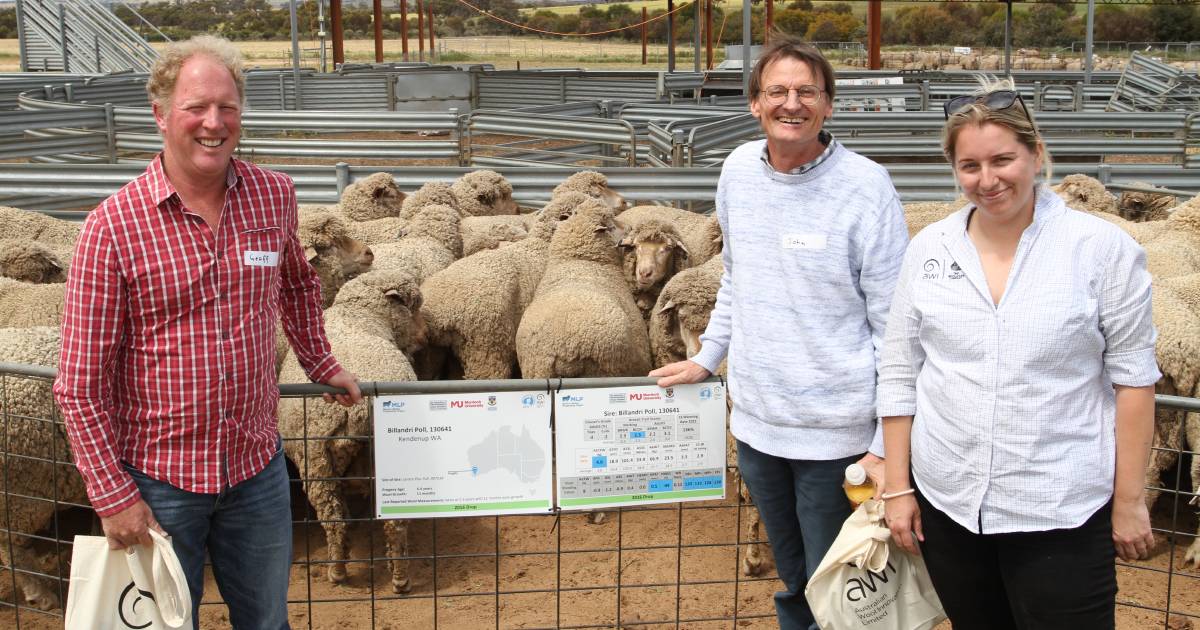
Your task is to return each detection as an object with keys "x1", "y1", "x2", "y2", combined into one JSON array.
[
  {"x1": 0, "y1": 169, "x2": 1197, "y2": 611},
  {"x1": 847, "y1": 50, "x2": 1150, "y2": 72}
]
